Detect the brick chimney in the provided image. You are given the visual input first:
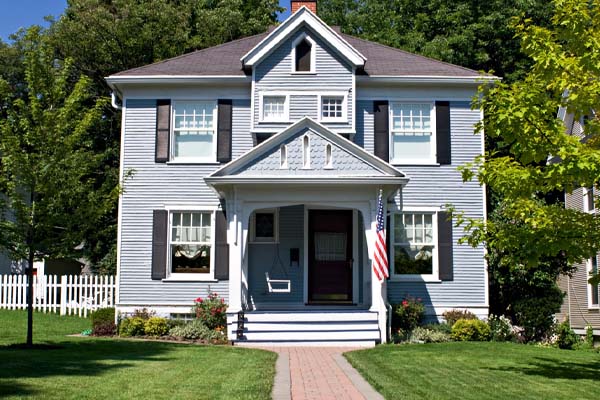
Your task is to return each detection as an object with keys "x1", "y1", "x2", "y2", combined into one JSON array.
[{"x1": 291, "y1": 1, "x2": 317, "y2": 14}]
